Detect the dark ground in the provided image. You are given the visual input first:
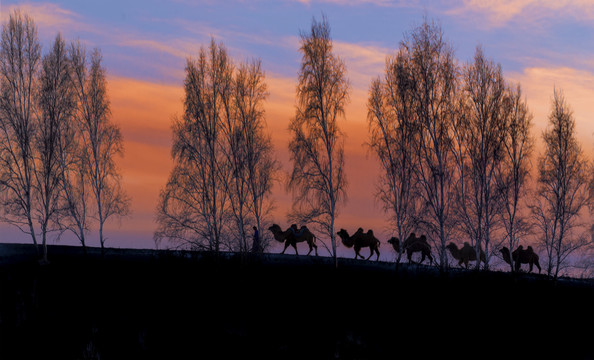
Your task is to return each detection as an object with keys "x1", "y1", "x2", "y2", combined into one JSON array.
[{"x1": 0, "y1": 243, "x2": 593, "y2": 359}]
